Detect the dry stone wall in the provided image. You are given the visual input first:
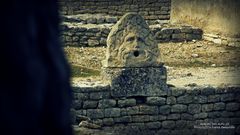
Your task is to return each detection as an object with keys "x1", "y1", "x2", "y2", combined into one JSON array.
[
  {"x1": 61, "y1": 23, "x2": 202, "y2": 47},
  {"x1": 59, "y1": 0, "x2": 171, "y2": 23},
  {"x1": 72, "y1": 85, "x2": 240, "y2": 134}
]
